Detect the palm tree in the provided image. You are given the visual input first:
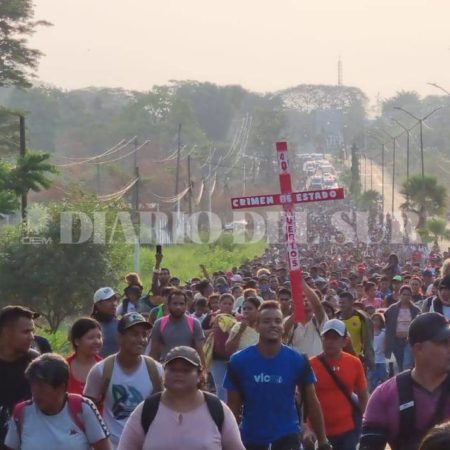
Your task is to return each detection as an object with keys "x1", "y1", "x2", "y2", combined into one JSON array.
[
  {"x1": 8, "y1": 152, "x2": 57, "y2": 219},
  {"x1": 0, "y1": 161, "x2": 18, "y2": 214},
  {"x1": 357, "y1": 189, "x2": 381, "y2": 212},
  {"x1": 400, "y1": 175, "x2": 447, "y2": 229},
  {"x1": 423, "y1": 217, "x2": 450, "y2": 247}
]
